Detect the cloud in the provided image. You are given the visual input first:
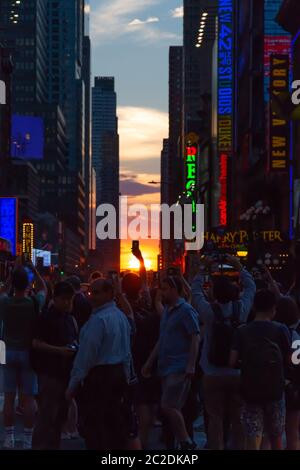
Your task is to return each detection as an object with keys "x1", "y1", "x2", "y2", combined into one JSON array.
[
  {"x1": 128, "y1": 17, "x2": 159, "y2": 26},
  {"x1": 120, "y1": 178, "x2": 160, "y2": 196},
  {"x1": 118, "y1": 106, "x2": 168, "y2": 162},
  {"x1": 171, "y1": 6, "x2": 183, "y2": 18},
  {"x1": 121, "y1": 158, "x2": 160, "y2": 175},
  {"x1": 91, "y1": 0, "x2": 178, "y2": 43}
]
